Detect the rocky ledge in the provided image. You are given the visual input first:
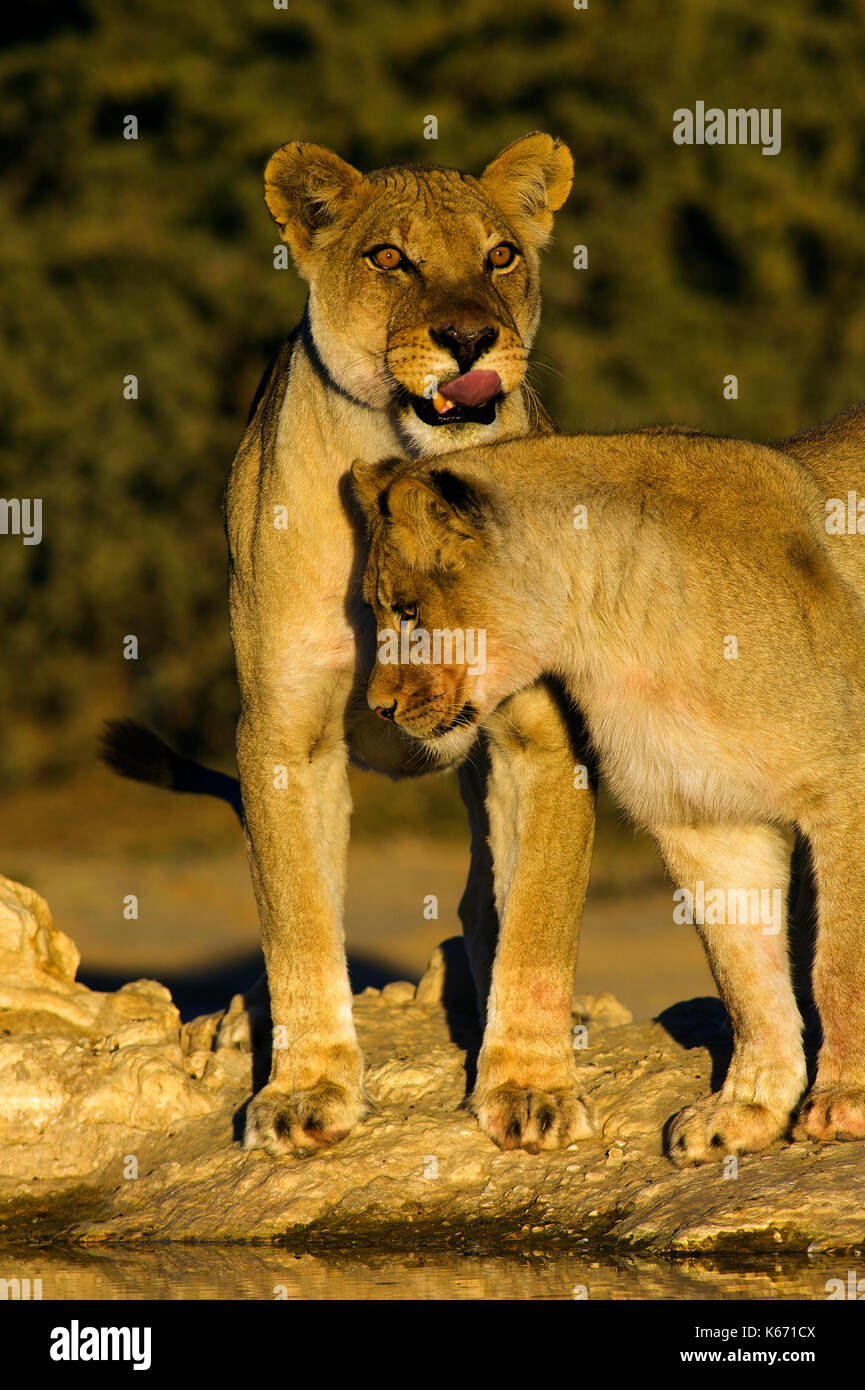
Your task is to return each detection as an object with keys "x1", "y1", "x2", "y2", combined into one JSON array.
[{"x1": 0, "y1": 875, "x2": 863, "y2": 1255}]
